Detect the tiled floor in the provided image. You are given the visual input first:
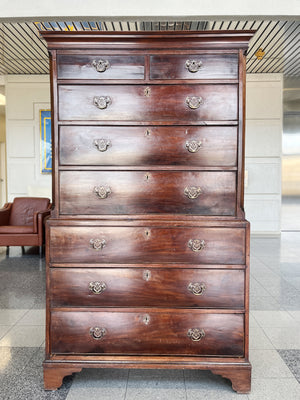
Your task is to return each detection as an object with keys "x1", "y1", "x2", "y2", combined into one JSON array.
[{"x1": 0, "y1": 233, "x2": 300, "y2": 400}]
